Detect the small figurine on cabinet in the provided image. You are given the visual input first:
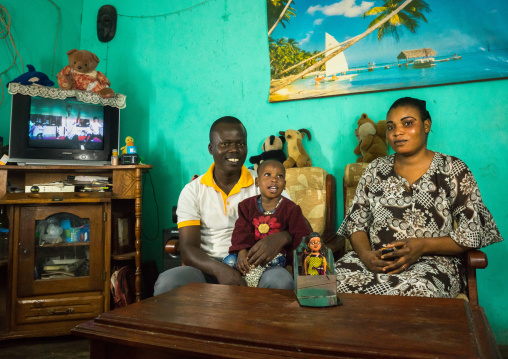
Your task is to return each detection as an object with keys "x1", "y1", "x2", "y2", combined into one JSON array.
[{"x1": 304, "y1": 232, "x2": 328, "y2": 275}]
